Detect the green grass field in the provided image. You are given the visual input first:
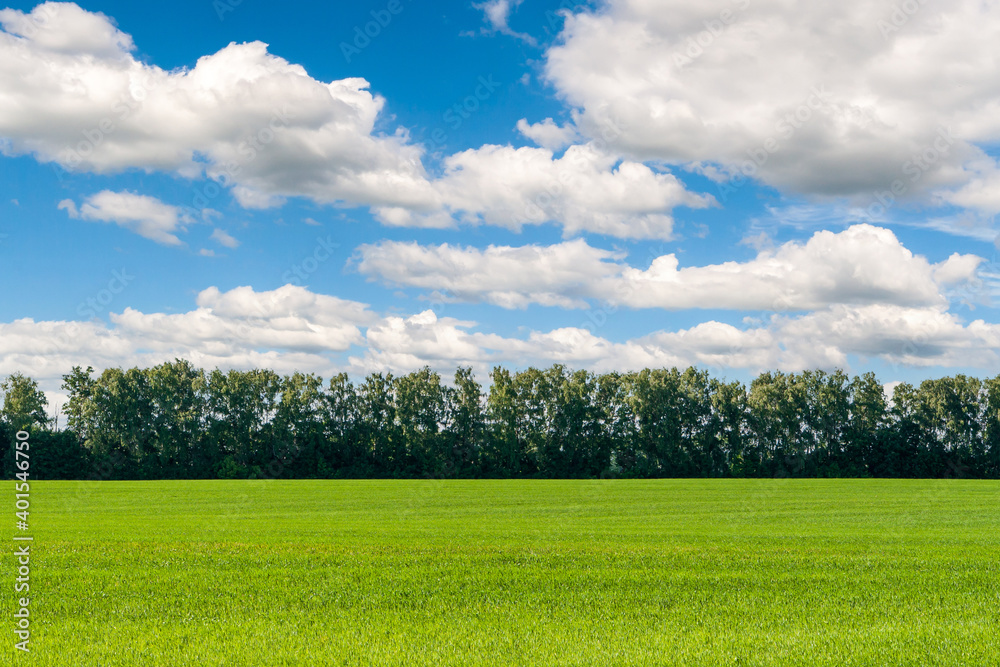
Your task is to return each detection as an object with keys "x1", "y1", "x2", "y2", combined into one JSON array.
[{"x1": 6, "y1": 479, "x2": 1000, "y2": 666}]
